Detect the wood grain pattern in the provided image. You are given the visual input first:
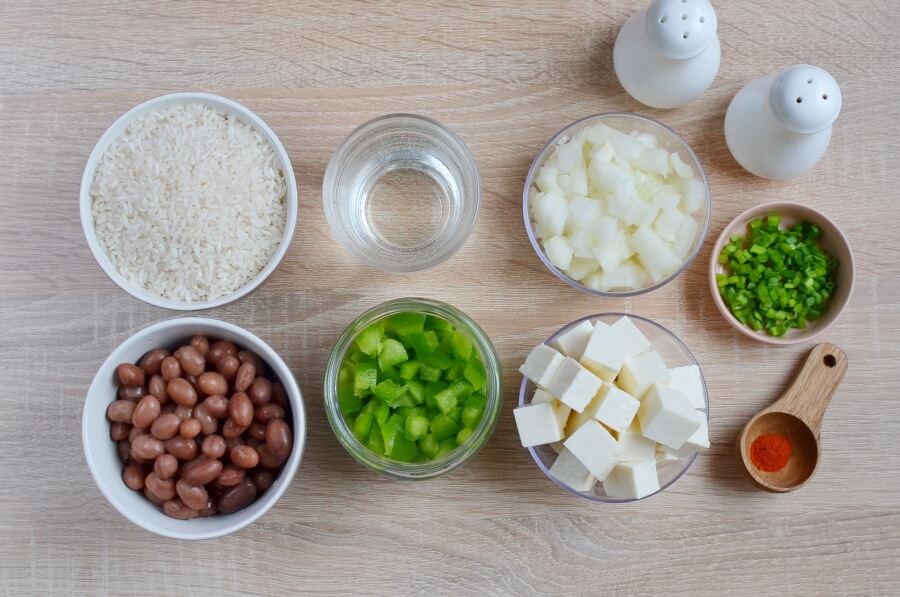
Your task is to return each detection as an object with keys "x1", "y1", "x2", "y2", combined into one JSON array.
[{"x1": 1, "y1": 1, "x2": 898, "y2": 595}]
